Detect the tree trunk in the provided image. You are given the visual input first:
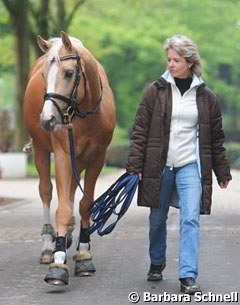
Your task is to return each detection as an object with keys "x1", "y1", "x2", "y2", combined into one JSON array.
[
  {"x1": 31, "y1": 0, "x2": 50, "y2": 58},
  {"x1": 14, "y1": 0, "x2": 30, "y2": 148},
  {"x1": 56, "y1": 0, "x2": 66, "y2": 33},
  {"x1": 2, "y1": 0, "x2": 30, "y2": 149}
]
